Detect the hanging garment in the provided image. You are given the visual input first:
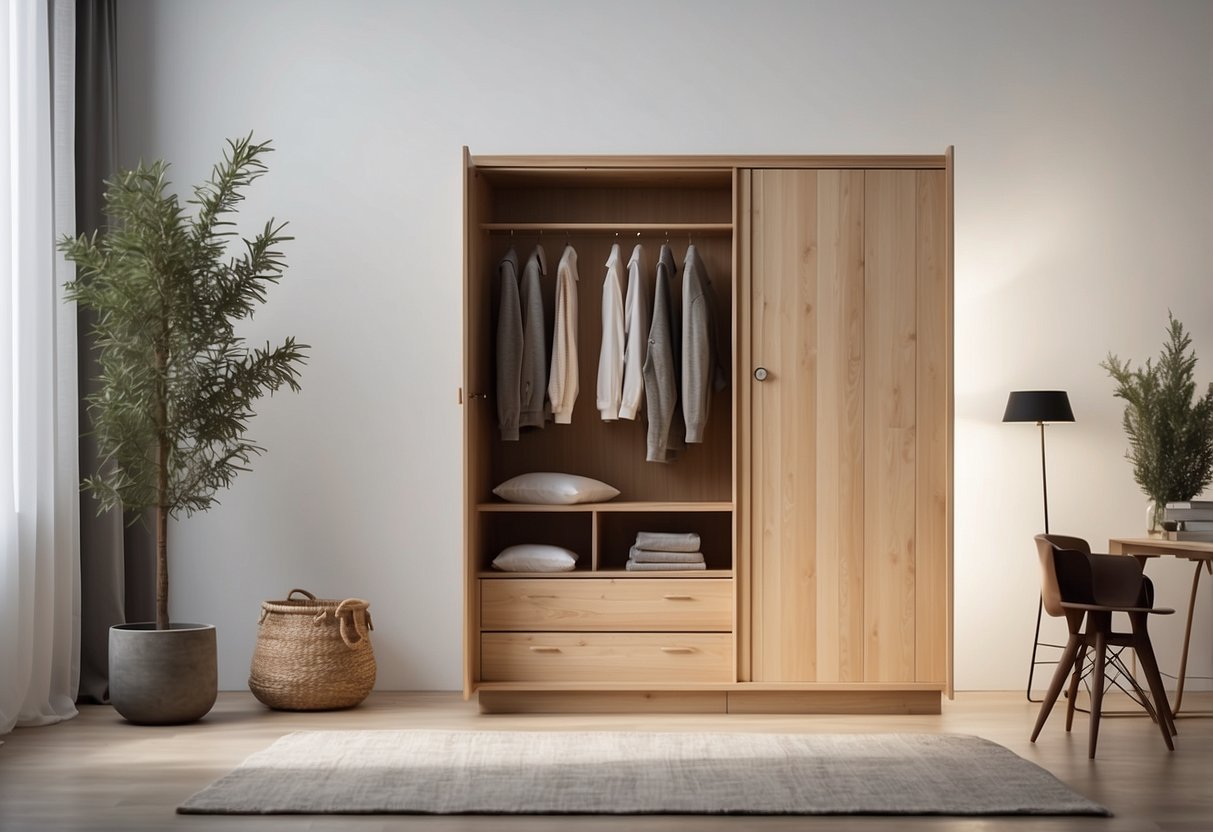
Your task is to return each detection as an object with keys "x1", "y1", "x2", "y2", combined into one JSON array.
[
  {"x1": 495, "y1": 247, "x2": 523, "y2": 440},
  {"x1": 519, "y1": 244, "x2": 549, "y2": 430},
  {"x1": 642, "y1": 244, "x2": 685, "y2": 462},
  {"x1": 619, "y1": 243, "x2": 649, "y2": 421},
  {"x1": 596, "y1": 243, "x2": 626, "y2": 420},
  {"x1": 548, "y1": 244, "x2": 580, "y2": 424},
  {"x1": 682, "y1": 244, "x2": 728, "y2": 443}
]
